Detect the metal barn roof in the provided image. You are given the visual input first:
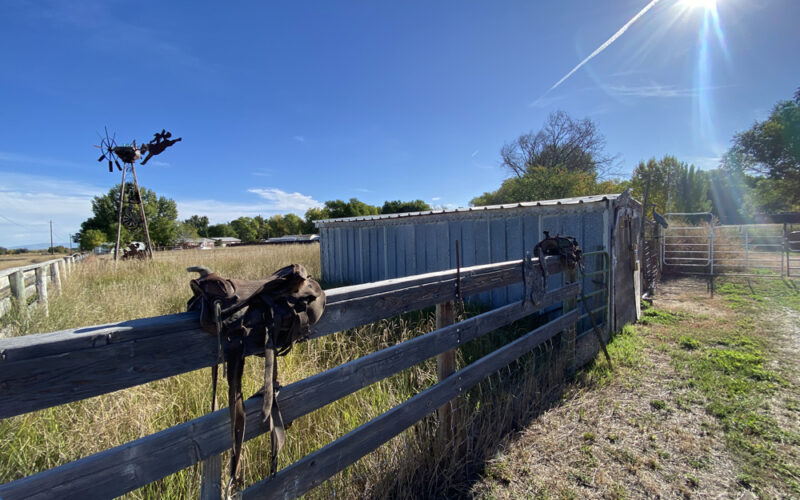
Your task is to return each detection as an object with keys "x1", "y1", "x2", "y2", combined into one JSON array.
[{"x1": 314, "y1": 193, "x2": 622, "y2": 227}]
